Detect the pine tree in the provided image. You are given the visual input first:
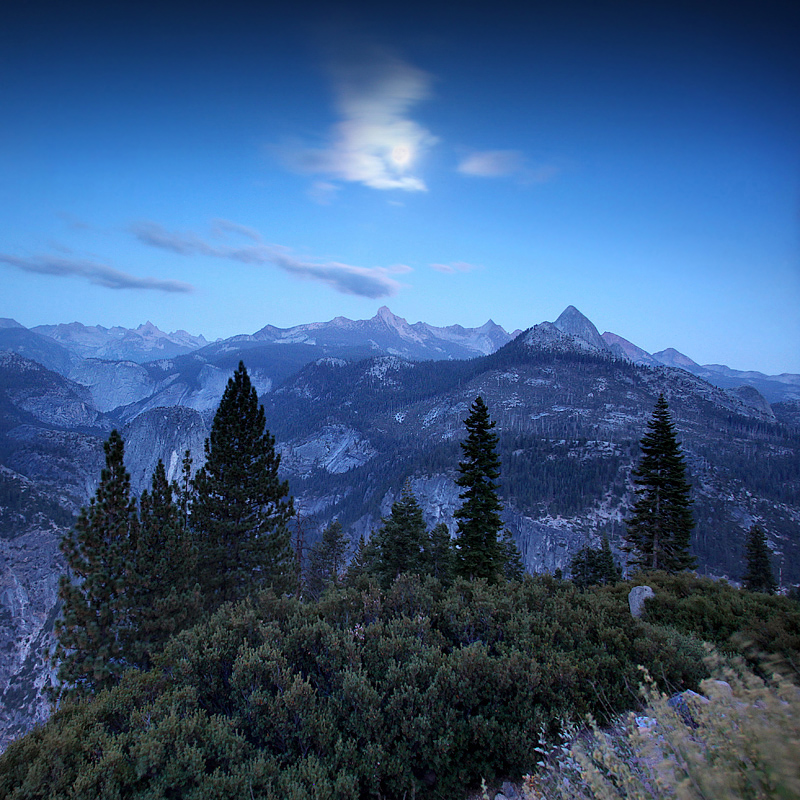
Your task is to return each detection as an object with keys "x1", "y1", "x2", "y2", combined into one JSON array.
[
  {"x1": 305, "y1": 520, "x2": 348, "y2": 600},
  {"x1": 131, "y1": 460, "x2": 201, "y2": 668},
  {"x1": 743, "y1": 524, "x2": 777, "y2": 594},
  {"x1": 372, "y1": 481, "x2": 429, "y2": 588},
  {"x1": 624, "y1": 394, "x2": 695, "y2": 574},
  {"x1": 191, "y1": 361, "x2": 294, "y2": 610},
  {"x1": 500, "y1": 528, "x2": 525, "y2": 582},
  {"x1": 176, "y1": 449, "x2": 193, "y2": 530},
  {"x1": 454, "y1": 396, "x2": 506, "y2": 582},
  {"x1": 427, "y1": 523, "x2": 455, "y2": 585},
  {"x1": 344, "y1": 533, "x2": 372, "y2": 587},
  {"x1": 569, "y1": 536, "x2": 622, "y2": 588},
  {"x1": 54, "y1": 430, "x2": 137, "y2": 699}
]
